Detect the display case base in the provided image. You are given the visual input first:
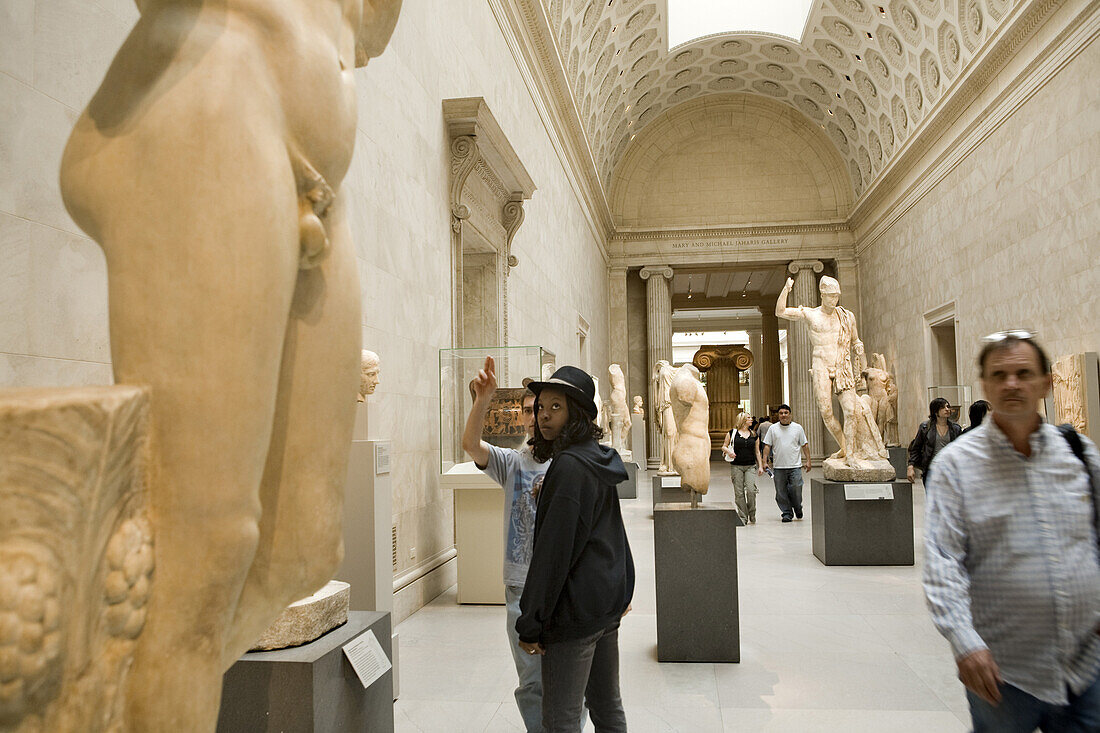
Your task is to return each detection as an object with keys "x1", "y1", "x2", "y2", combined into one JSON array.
[
  {"x1": 654, "y1": 502, "x2": 741, "y2": 662},
  {"x1": 218, "y1": 611, "x2": 394, "y2": 733},
  {"x1": 887, "y1": 445, "x2": 908, "y2": 479},
  {"x1": 810, "y1": 479, "x2": 914, "y2": 566}
]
